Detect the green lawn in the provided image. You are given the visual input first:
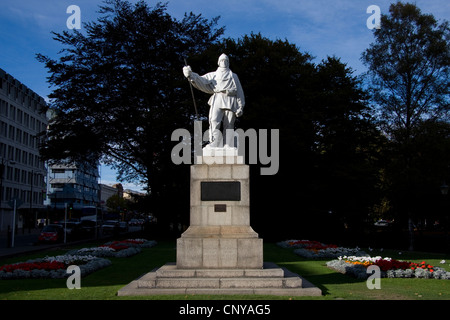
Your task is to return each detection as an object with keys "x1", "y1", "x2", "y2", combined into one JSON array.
[{"x1": 0, "y1": 241, "x2": 449, "y2": 300}]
